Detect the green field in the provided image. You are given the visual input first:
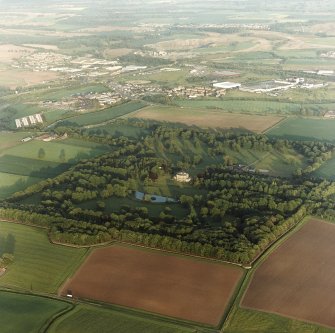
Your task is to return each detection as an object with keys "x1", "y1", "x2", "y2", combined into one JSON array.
[
  {"x1": 85, "y1": 121, "x2": 150, "y2": 139},
  {"x1": 268, "y1": 118, "x2": 335, "y2": 142},
  {"x1": 62, "y1": 101, "x2": 146, "y2": 126},
  {"x1": 0, "y1": 138, "x2": 110, "y2": 198},
  {"x1": 0, "y1": 172, "x2": 42, "y2": 200},
  {"x1": 2, "y1": 138, "x2": 110, "y2": 164},
  {"x1": 135, "y1": 69, "x2": 190, "y2": 86},
  {"x1": 0, "y1": 131, "x2": 34, "y2": 154},
  {"x1": 38, "y1": 84, "x2": 109, "y2": 101},
  {"x1": 48, "y1": 304, "x2": 195, "y2": 333},
  {"x1": 44, "y1": 109, "x2": 72, "y2": 123},
  {"x1": 0, "y1": 155, "x2": 70, "y2": 177},
  {"x1": 176, "y1": 99, "x2": 335, "y2": 115},
  {"x1": 0, "y1": 291, "x2": 71, "y2": 333},
  {"x1": 224, "y1": 307, "x2": 335, "y2": 333},
  {"x1": 0, "y1": 221, "x2": 87, "y2": 293}
]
